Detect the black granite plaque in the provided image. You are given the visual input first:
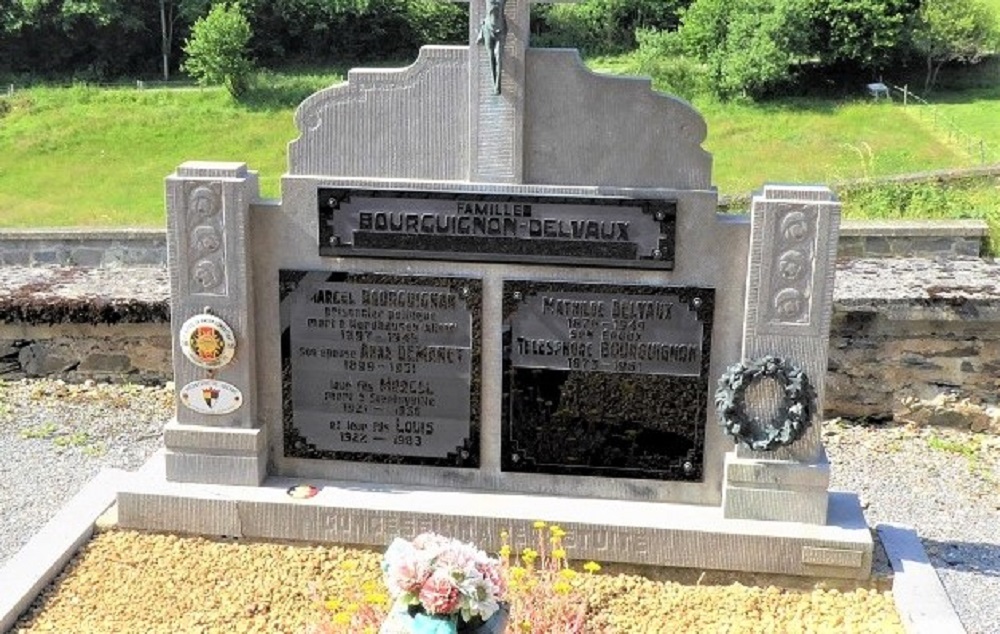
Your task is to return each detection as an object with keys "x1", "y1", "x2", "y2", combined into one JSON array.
[
  {"x1": 280, "y1": 271, "x2": 481, "y2": 466},
  {"x1": 318, "y1": 189, "x2": 676, "y2": 269},
  {"x1": 502, "y1": 281, "x2": 713, "y2": 481}
]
